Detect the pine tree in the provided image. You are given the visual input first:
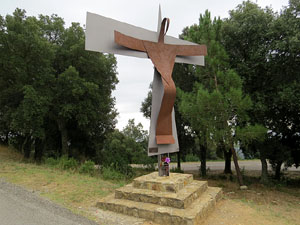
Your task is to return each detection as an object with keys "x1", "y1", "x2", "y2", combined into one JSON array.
[{"x1": 178, "y1": 11, "x2": 266, "y2": 183}]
